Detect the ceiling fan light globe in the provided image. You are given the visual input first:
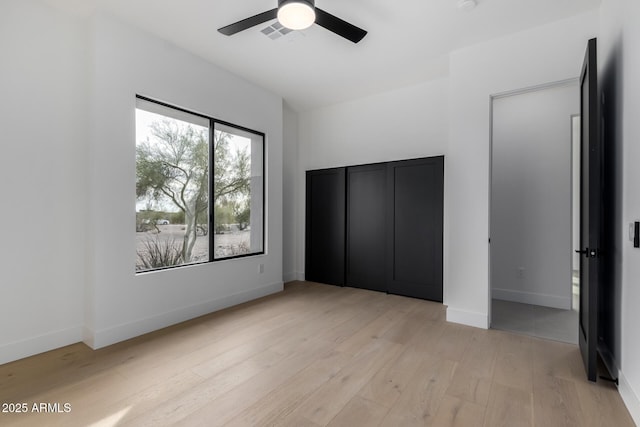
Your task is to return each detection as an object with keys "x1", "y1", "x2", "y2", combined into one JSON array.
[{"x1": 278, "y1": 2, "x2": 316, "y2": 30}]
